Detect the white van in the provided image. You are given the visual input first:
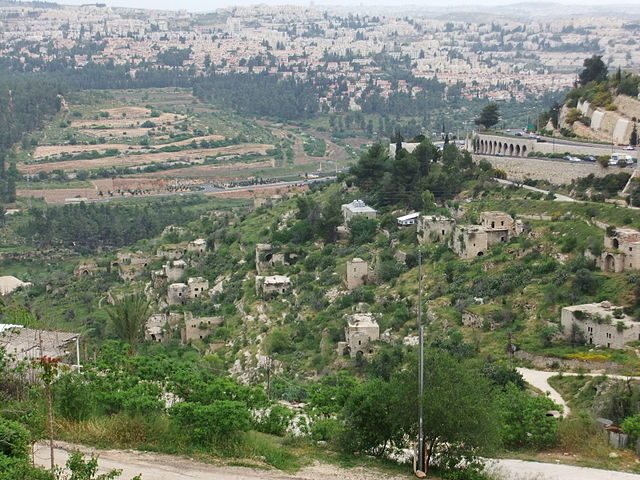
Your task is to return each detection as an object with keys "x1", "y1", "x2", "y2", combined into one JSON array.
[{"x1": 610, "y1": 153, "x2": 635, "y2": 166}]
